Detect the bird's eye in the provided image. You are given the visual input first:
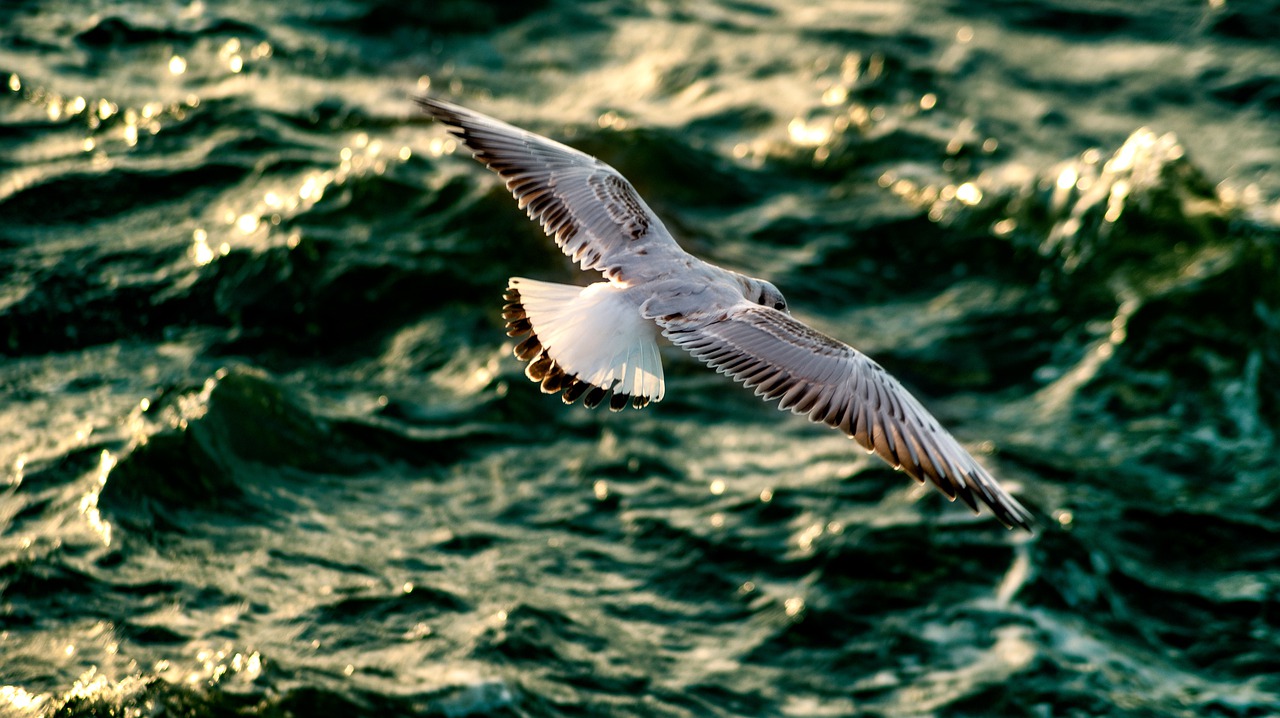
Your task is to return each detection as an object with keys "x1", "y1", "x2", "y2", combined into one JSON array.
[{"x1": 773, "y1": 301, "x2": 786, "y2": 311}]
